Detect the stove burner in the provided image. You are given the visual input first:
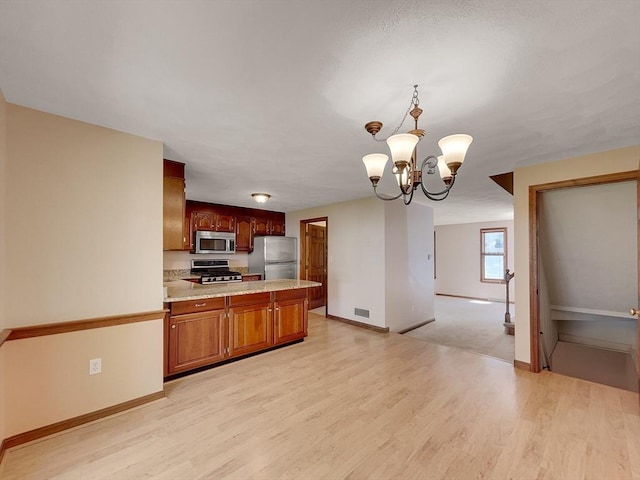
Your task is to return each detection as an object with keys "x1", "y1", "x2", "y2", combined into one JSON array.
[{"x1": 189, "y1": 259, "x2": 242, "y2": 284}]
